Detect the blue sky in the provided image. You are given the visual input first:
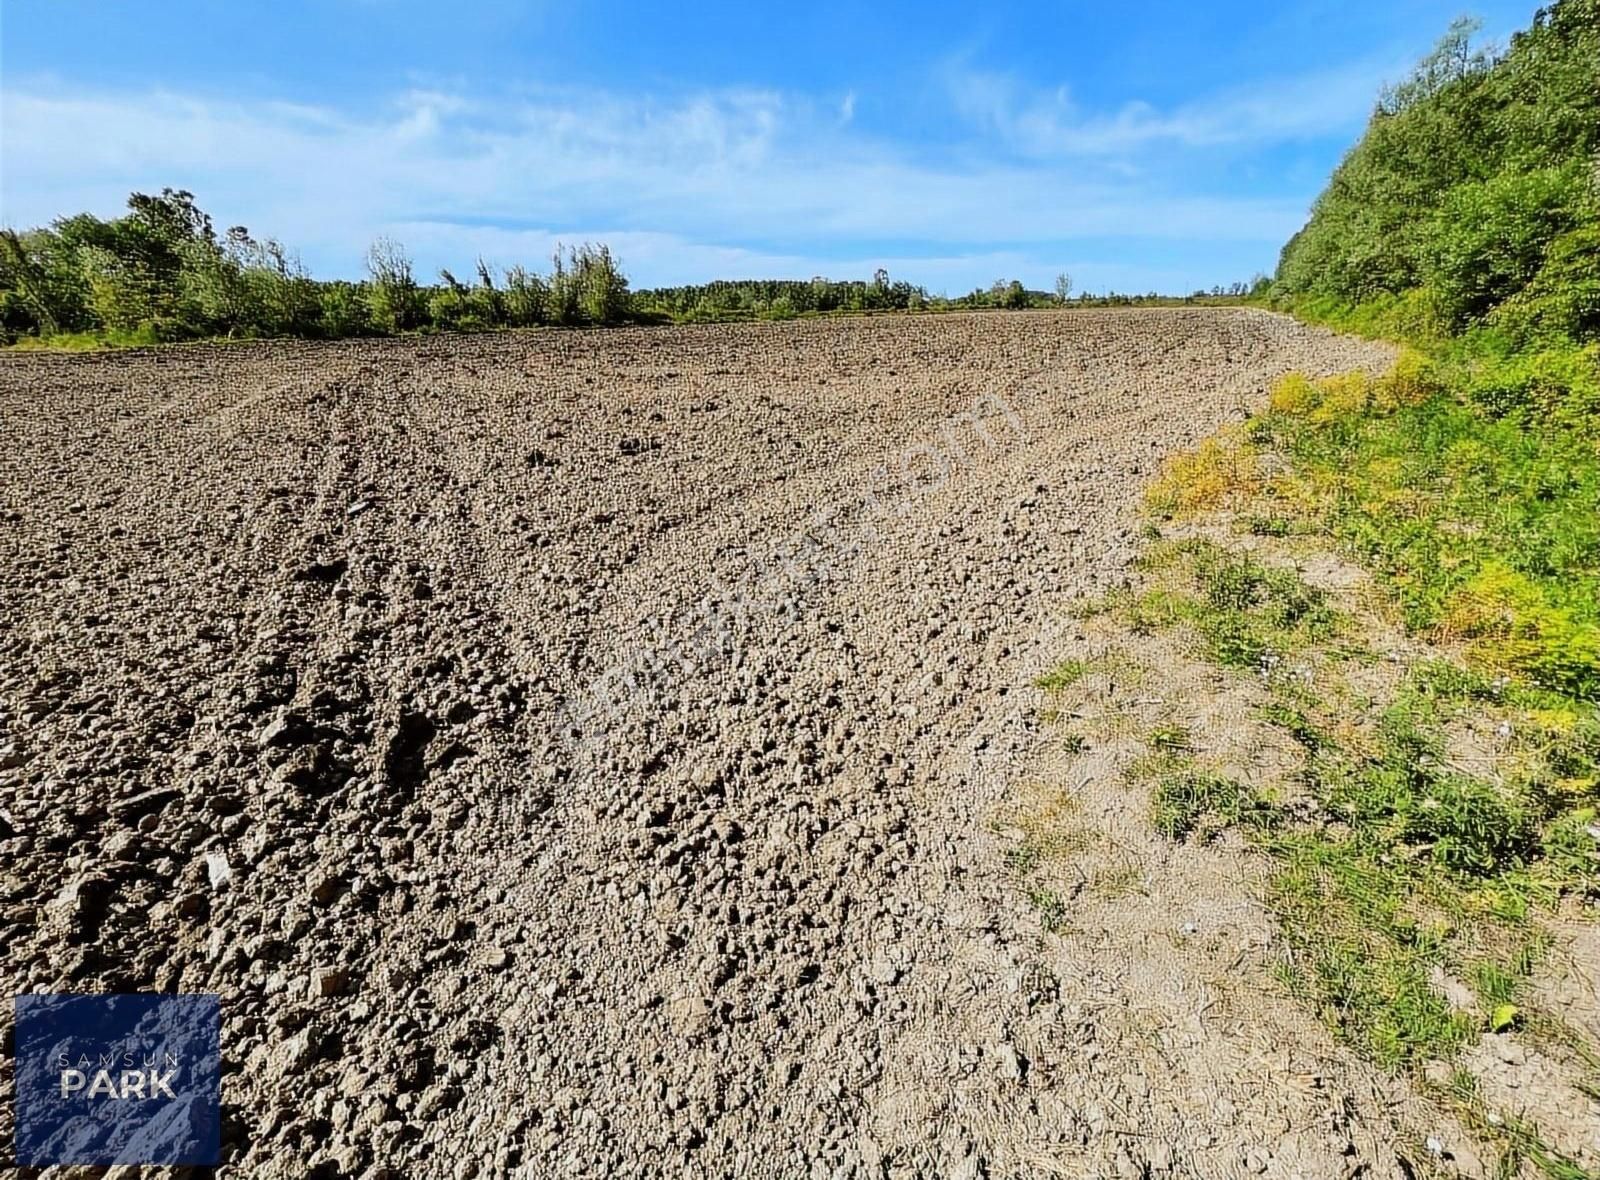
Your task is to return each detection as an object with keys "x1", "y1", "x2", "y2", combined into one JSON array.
[{"x1": 1, "y1": 0, "x2": 1538, "y2": 294}]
